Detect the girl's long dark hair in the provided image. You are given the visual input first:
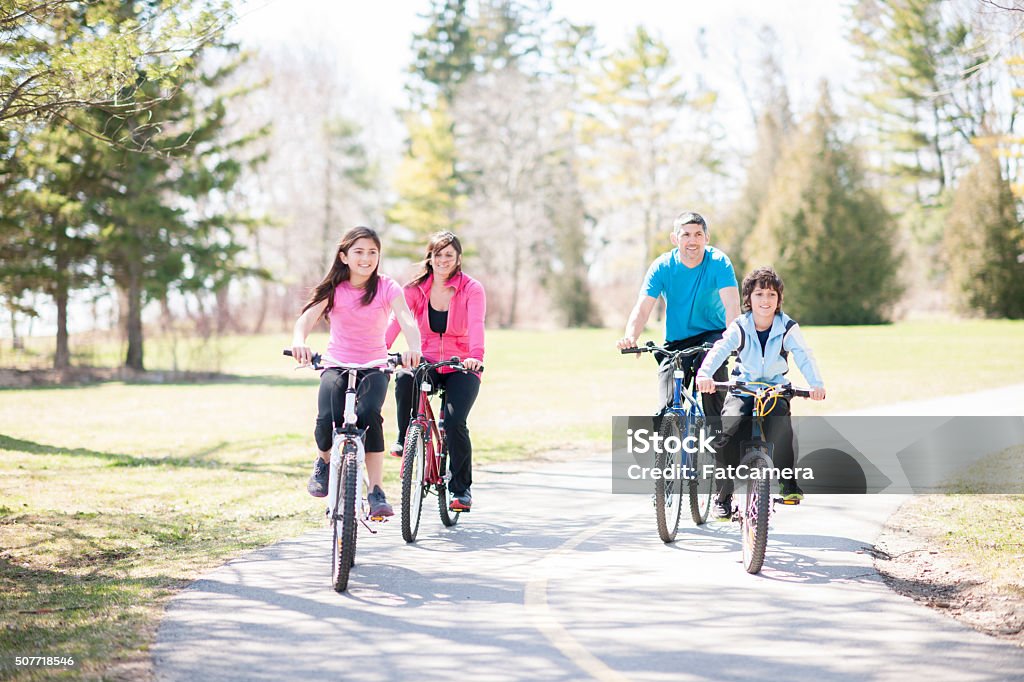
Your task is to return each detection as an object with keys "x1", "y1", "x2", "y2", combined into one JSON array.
[
  {"x1": 301, "y1": 226, "x2": 382, "y2": 318},
  {"x1": 408, "y1": 230, "x2": 463, "y2": 287}
]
